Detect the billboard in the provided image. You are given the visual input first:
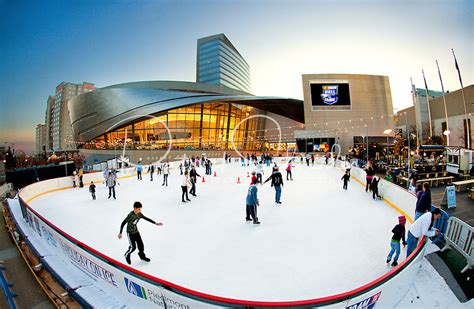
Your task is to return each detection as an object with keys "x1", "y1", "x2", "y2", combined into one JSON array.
[{"x1": 310, "y1": 80, "x2": 351, "y2": 111}]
